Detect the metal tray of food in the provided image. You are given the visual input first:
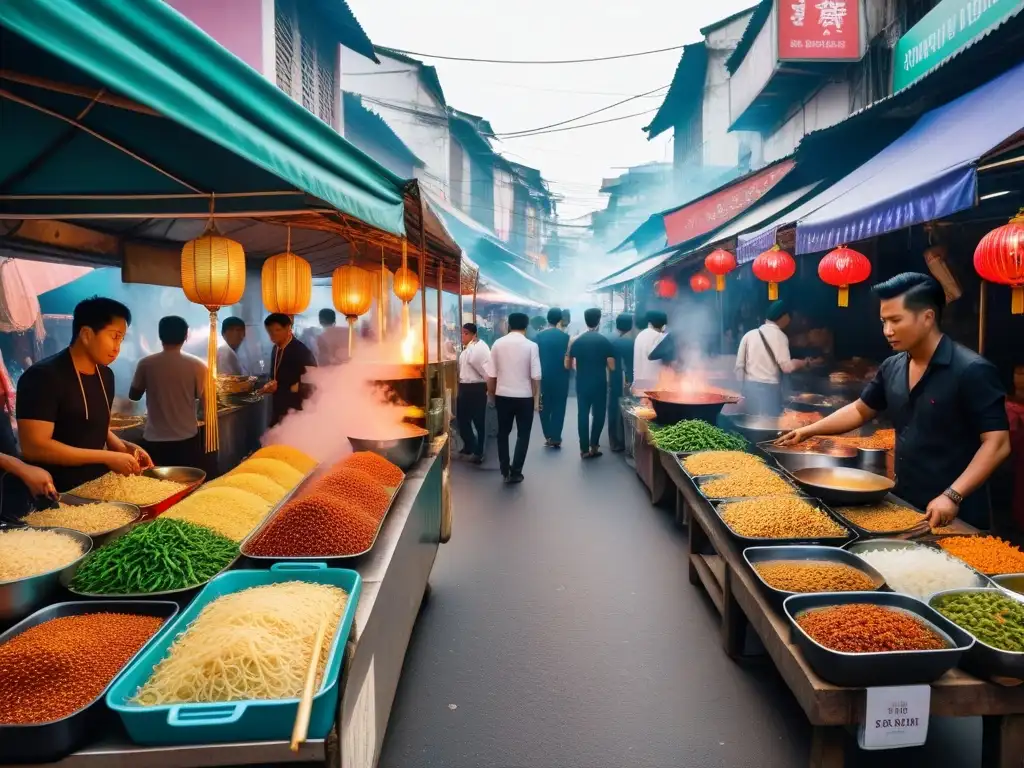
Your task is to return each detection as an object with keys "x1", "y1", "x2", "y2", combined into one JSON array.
[
  {"x1": 65, "y1": 466, "x2": 206, "y2": 521},
  {"x1": 241, "y1": 476, "x2": 405, "y2": 562},
  {"x1": 786, "y1": 466, "x2": 895, "y2": 506},
  {"x1": 0, "y1": 599, "x2": 178, "y2": 763},
  {"x1": 712, "y1": 495, "x2": 858, "y2": 547},
  {"x1": 0, "y1": 526, "x2": 93, "y2": 622},
  {"x1": 675, "y1": 450, "x2": 766, "y2": 481},
  {"x1": 756, "y1": 440, "x2": 859, "y2": 473},
  {"x1": 20, "y1": 494, "x2": 142, "y2": 547},
  {"x1": 693, "y1": 466, "x2": 795, "y2": 504},
  {"x1": 61, "y1": 549, "x2": 242, "y2": 600},
  {"x1": 783, "y1": 591, "x2": 975, "y2": 687},
  {"x1": 993, "y1": 573, "x2": 1024, "y2": 596},
  {"x1": 929, "y1": 588, "x2": 1024, "y2": 684},
  {"x1": 743, "y1": 545, "x2": 886, "y2": 608},
  {"x1": 827, "y1": 494, "x2": 929, "y2": 540},
  {"x1": 845, "y1": 538, "x2": 994, "y2": 591}
]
